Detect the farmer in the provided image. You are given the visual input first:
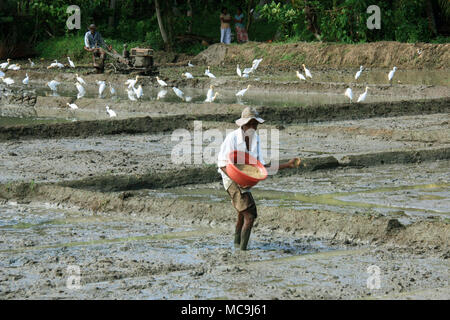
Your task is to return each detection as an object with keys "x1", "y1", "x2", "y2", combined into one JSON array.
[
  {"x1": 234, "y1": 7, "x2": 248, "y2": 43},
  {"x1": 218, "y1": 107, "x2": 300, "y2": 250},
  {"x1": 83, "y1": 24, "x2": 112, "y2": 73},
  {"x1": 220, "y1": 7, "x2": 232, "y2": 44}
]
